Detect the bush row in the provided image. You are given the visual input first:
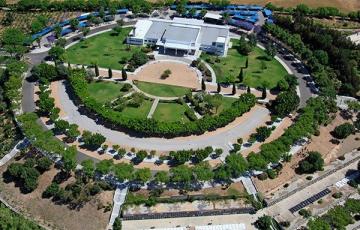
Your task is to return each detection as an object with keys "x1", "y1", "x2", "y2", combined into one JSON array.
[{"x1": 68, "y1": 69, "x2": 257, "y2": 137}]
